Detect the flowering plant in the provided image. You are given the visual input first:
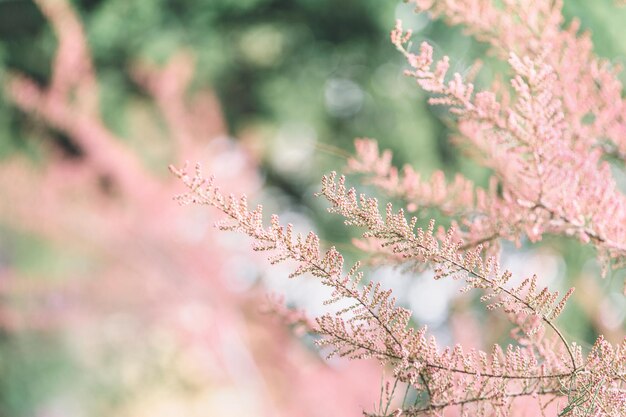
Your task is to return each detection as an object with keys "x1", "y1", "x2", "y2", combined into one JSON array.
[{"x1": 174, "y1": 1, "x2": 626, "y2": 416}]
